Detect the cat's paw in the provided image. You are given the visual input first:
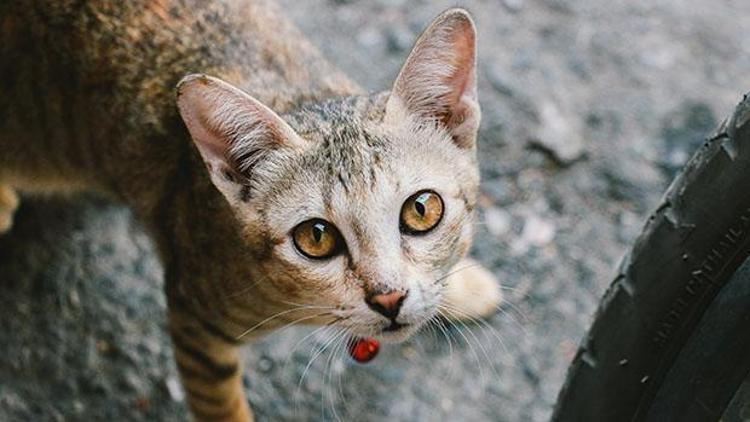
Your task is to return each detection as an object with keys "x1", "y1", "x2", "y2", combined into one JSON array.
[
  {"x1": 0, "y1": 185, "x2": 19, "y2": 234},
  {"x1": 440, "y1": 258, "x2": 502, "y2": 321}
]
